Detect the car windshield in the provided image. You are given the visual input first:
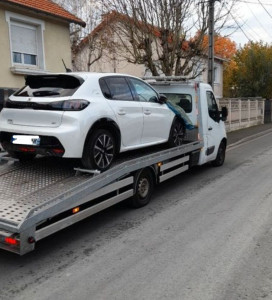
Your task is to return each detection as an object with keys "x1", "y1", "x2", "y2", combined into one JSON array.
[{"x1": 14, "y1": 74, "x2": 84, "y2": 98}]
